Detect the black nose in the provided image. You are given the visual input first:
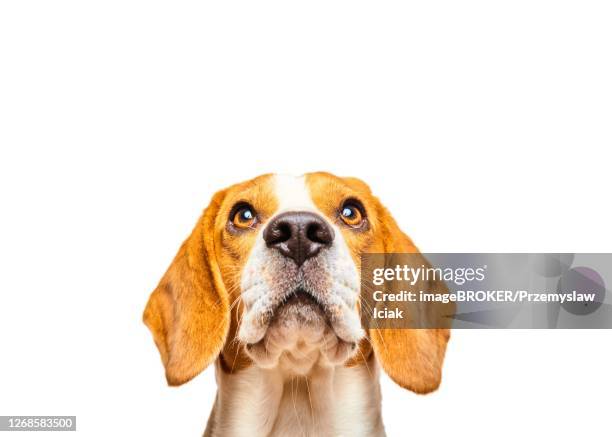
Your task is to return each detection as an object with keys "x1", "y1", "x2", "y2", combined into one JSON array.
[{"x1": 263, "y1": 211, "x2": 334, "y2": 266}]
